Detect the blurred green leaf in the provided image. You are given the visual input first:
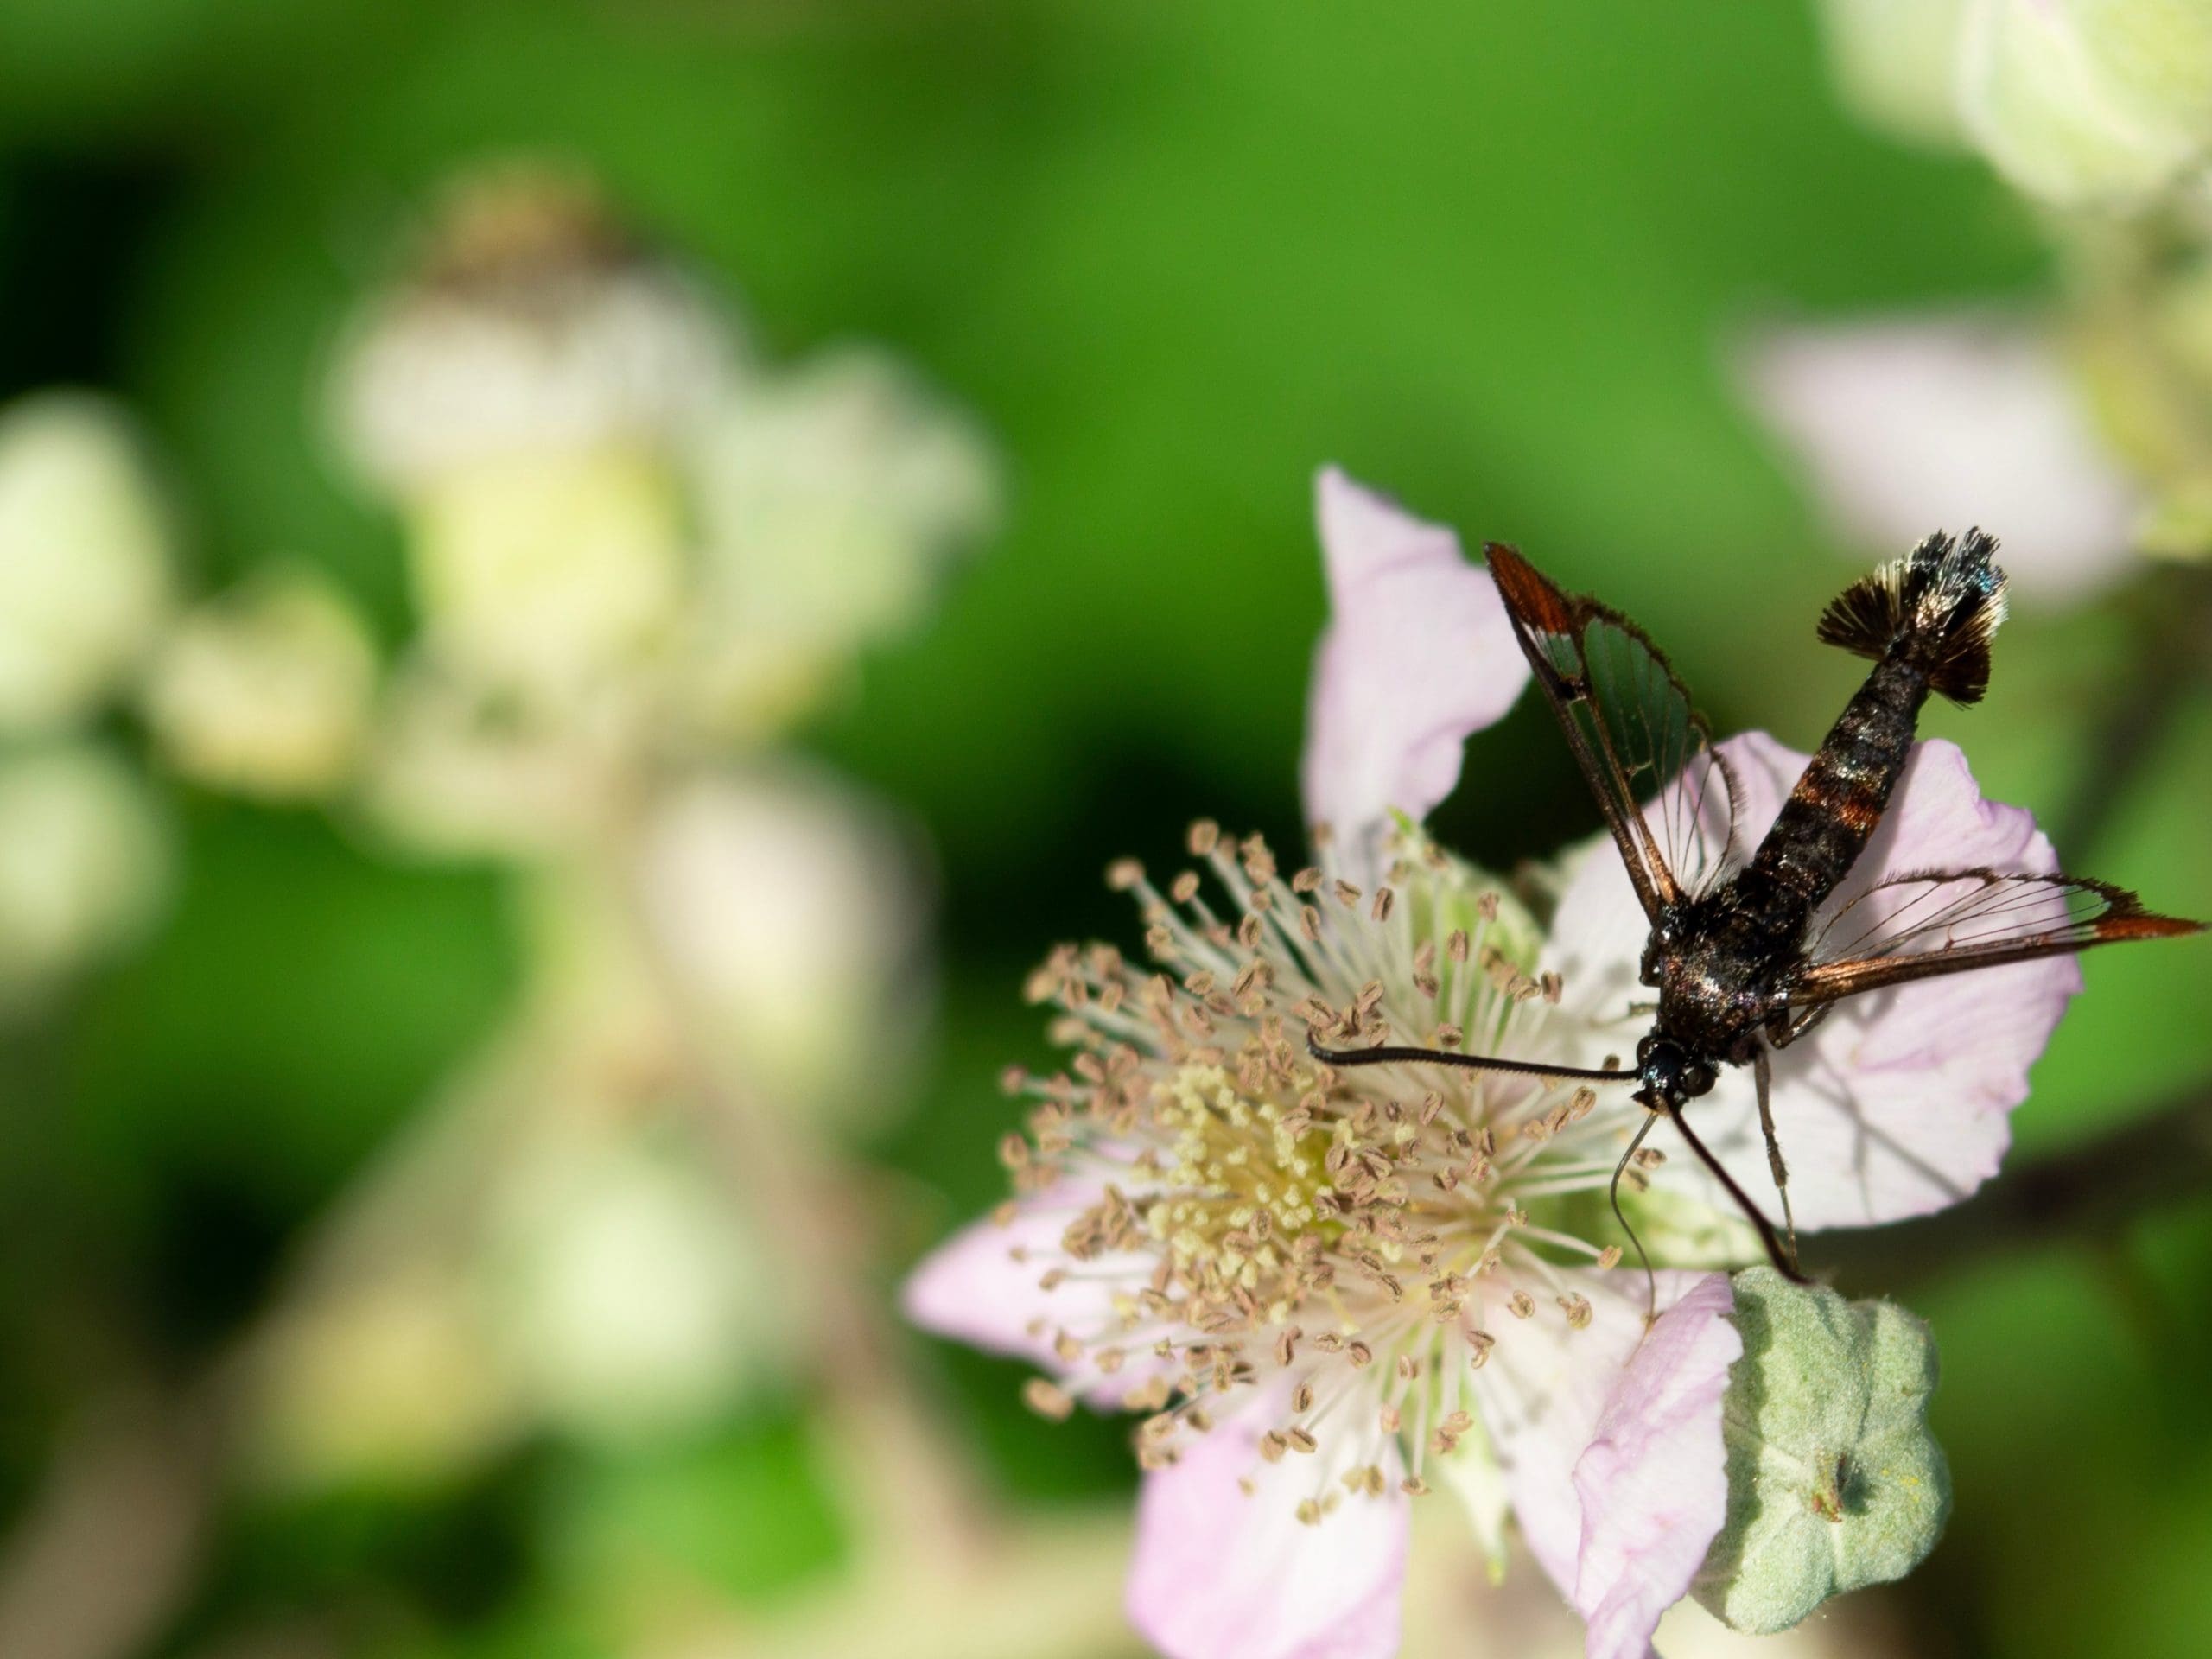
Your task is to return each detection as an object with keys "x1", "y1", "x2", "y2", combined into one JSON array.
[{"x1": 537, "y1": 1410, "x2": 846, "y2": 1615}]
